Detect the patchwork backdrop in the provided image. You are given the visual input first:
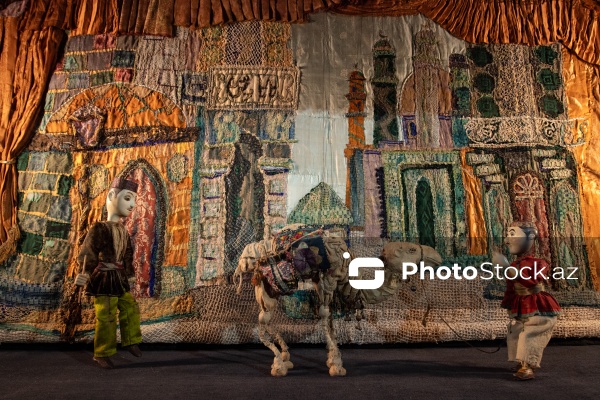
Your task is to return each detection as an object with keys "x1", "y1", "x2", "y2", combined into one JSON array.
[{"x1": 1, "y1": 13, "x2": 599, "y2": 344}]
